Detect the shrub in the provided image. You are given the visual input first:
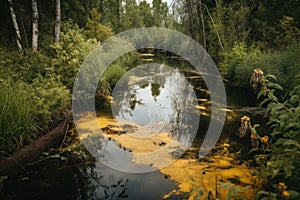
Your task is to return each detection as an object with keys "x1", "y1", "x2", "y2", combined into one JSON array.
[
  {"x1": 102, "y1": 64, "x2": 126, "y2": 90},
  {"x1": 238, "y1": 70, "x2": 300, "y2": 199},
  {"x1": 84, "y1": 8, "x2": 113, "y2": 42},
  {"x1": 30, "y1": 75, "x2": 70, "y2": 132},
  {"x1": 50, "y1": 21, "x2": 98, "y2": 89},
  {"x1": 220, "y1": 43, "x2": 300, "y2": 90},
  {"x1": 0, "y1": 49, "x2": 50, "y2": 83}
]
